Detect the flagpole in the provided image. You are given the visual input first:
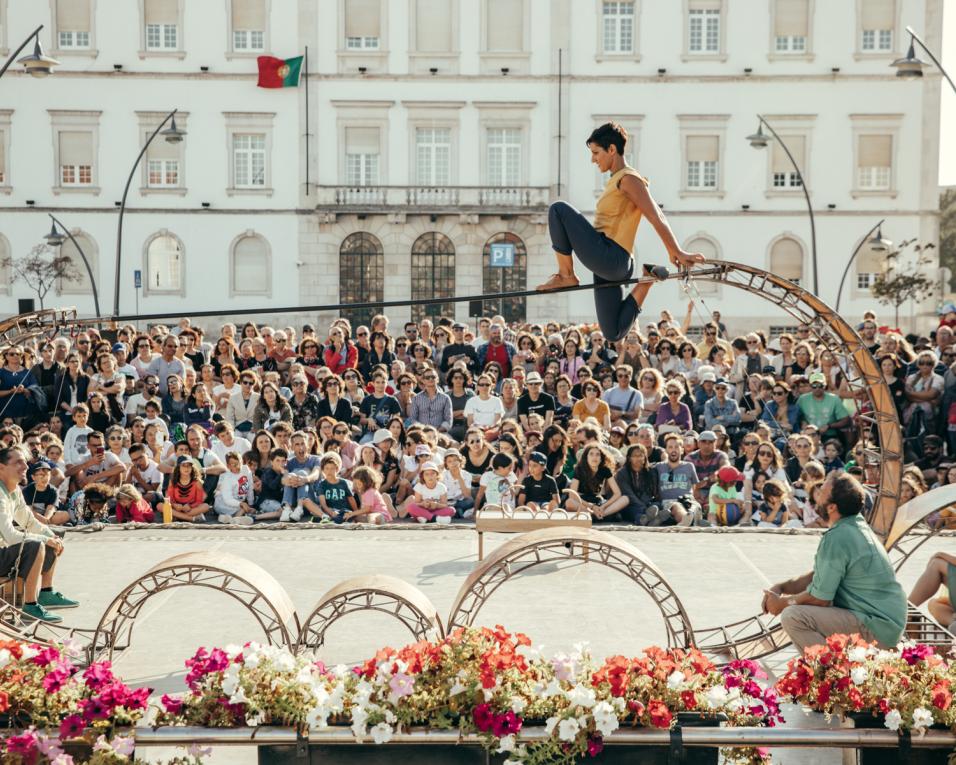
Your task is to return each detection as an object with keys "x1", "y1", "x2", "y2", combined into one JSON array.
[{"x1": 304, "y1": 45, "x2": 310, "y2": 197}]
